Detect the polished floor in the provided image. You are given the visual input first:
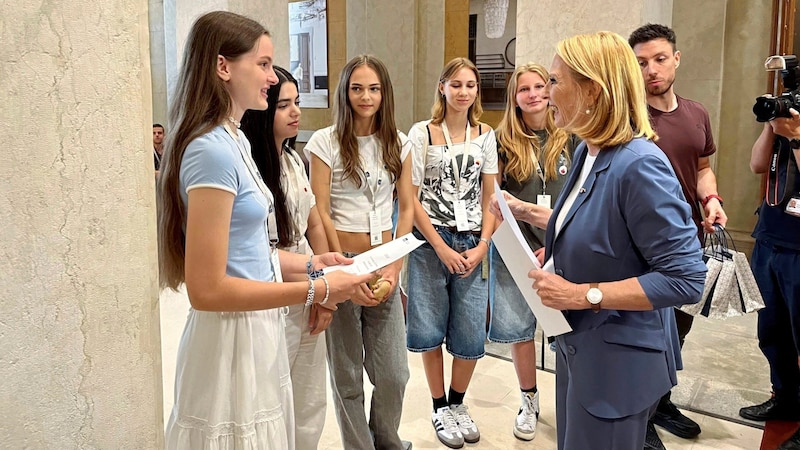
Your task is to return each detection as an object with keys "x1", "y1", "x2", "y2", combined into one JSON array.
[{"x1": 160, "y1": 287, "x2": 767, "y2": 449}]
